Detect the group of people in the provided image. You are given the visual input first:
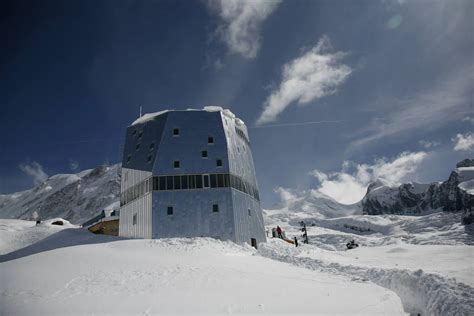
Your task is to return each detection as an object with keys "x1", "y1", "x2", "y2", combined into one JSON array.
[{"x1": 271, "y1": 225, "x2": 299, "y2": 247}]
